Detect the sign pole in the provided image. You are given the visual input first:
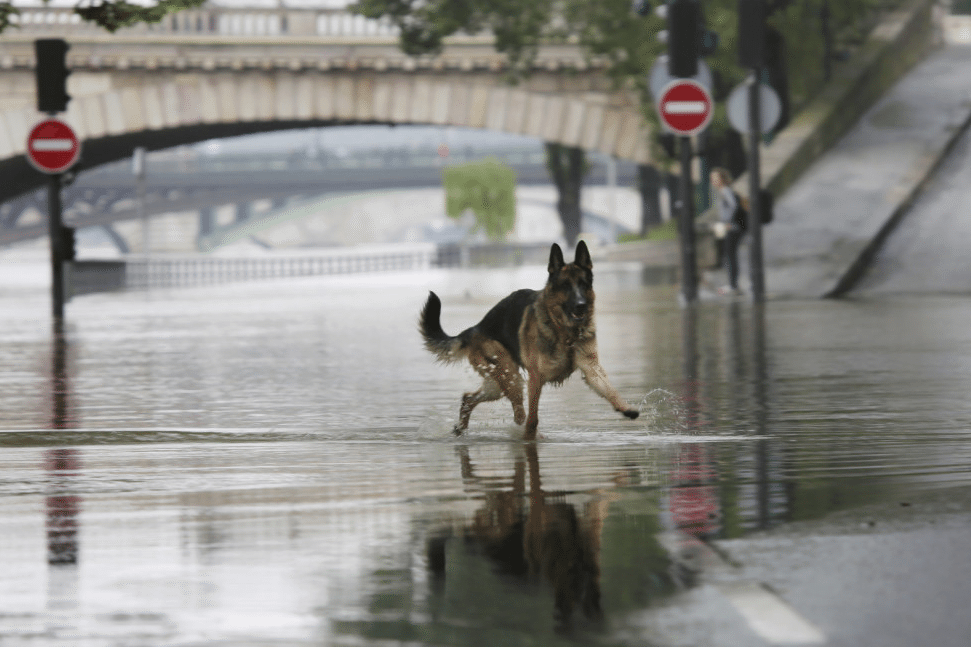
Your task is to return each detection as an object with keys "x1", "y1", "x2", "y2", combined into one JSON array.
[
  {"x1": 746, "y1": 72, "x2": 766, "y2": 302},
  {"x1": 679, "y1": 135, "x2": 698, "y2": 303},
  {"x1": 26, "y1": 118, "x2": 81, "y2": 319},
  {"x1": 47, "y1": 173, "x2": 65, "y2": 319},
  {"x1": 656, "y1": 79, "x2": 712, "y2": 305}
]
